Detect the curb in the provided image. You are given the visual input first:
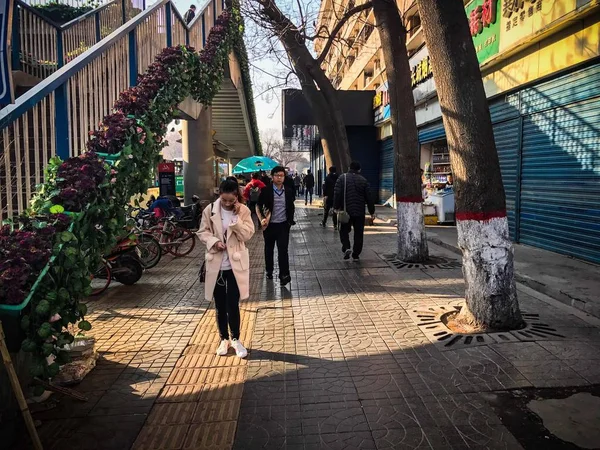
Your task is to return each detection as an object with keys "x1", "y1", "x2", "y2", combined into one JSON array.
[{"x1": 426, "y1": 237, "x2": 599, "y2": 320}]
